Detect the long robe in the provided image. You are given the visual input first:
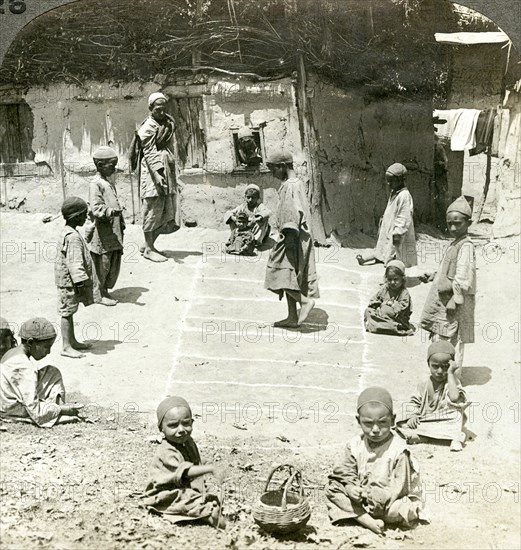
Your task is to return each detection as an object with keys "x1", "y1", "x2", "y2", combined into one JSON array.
[
  {"x1": 264, "y1": 177, "x2": 319, "y2": 298},
  {"x1": 420, "y1": 235, "x2": 476, "y2": 343},
  {"x1": 224, "y1": 201, "x2": 271, "y2": 246},
  {"x1": 143, "y1": 437, "x2": 220, "y2": 524},
  {"x1": 327, "y1": 433, "x2": 422, "y2": 527},
  {"x1": 0, "y1": 347, "x2": 64, "y2": 428},
  {"x1": 396, "y1": 377, "x2": 468, "y2": 442},
  {"x1": 374, "y1": 187, "x2": 417, "y2": 268},
  {"x1": 364, "y1": 284, "x2": 414, "y2": 336},
  {"x1": 137, "y1": 114, "x2": 181, "y2": 234}
]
